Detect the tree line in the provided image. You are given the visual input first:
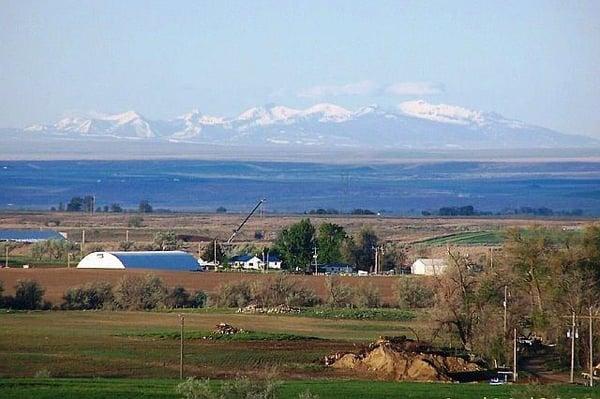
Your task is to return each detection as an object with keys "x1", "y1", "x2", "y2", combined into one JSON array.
[{"x1": 52, "y1": 197, "x2": 153, "y2": 213}]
